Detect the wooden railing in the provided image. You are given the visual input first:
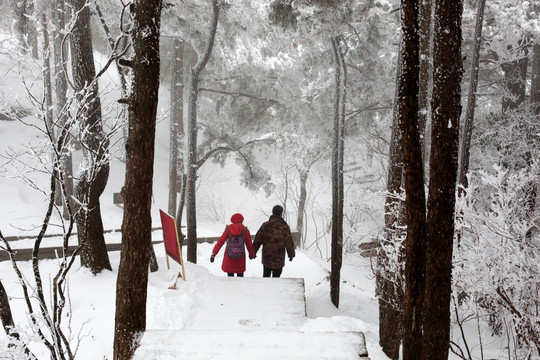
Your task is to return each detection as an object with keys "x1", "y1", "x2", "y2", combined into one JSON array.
[{"x1": 0, "y1": 230, "x2": 300, "y2": 262}]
